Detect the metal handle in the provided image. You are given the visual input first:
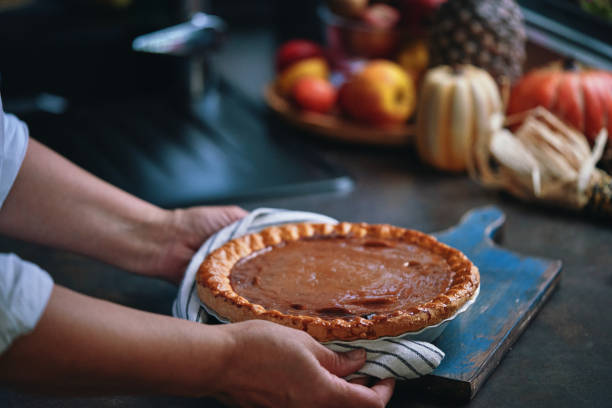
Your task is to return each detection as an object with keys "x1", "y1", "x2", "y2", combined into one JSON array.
[
  {"x1": 132, "y1": 12, "x2": 226, "y2": 57},
  {"x1": 132, "y1": 11, "x2": 227, "y2": 106}
]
